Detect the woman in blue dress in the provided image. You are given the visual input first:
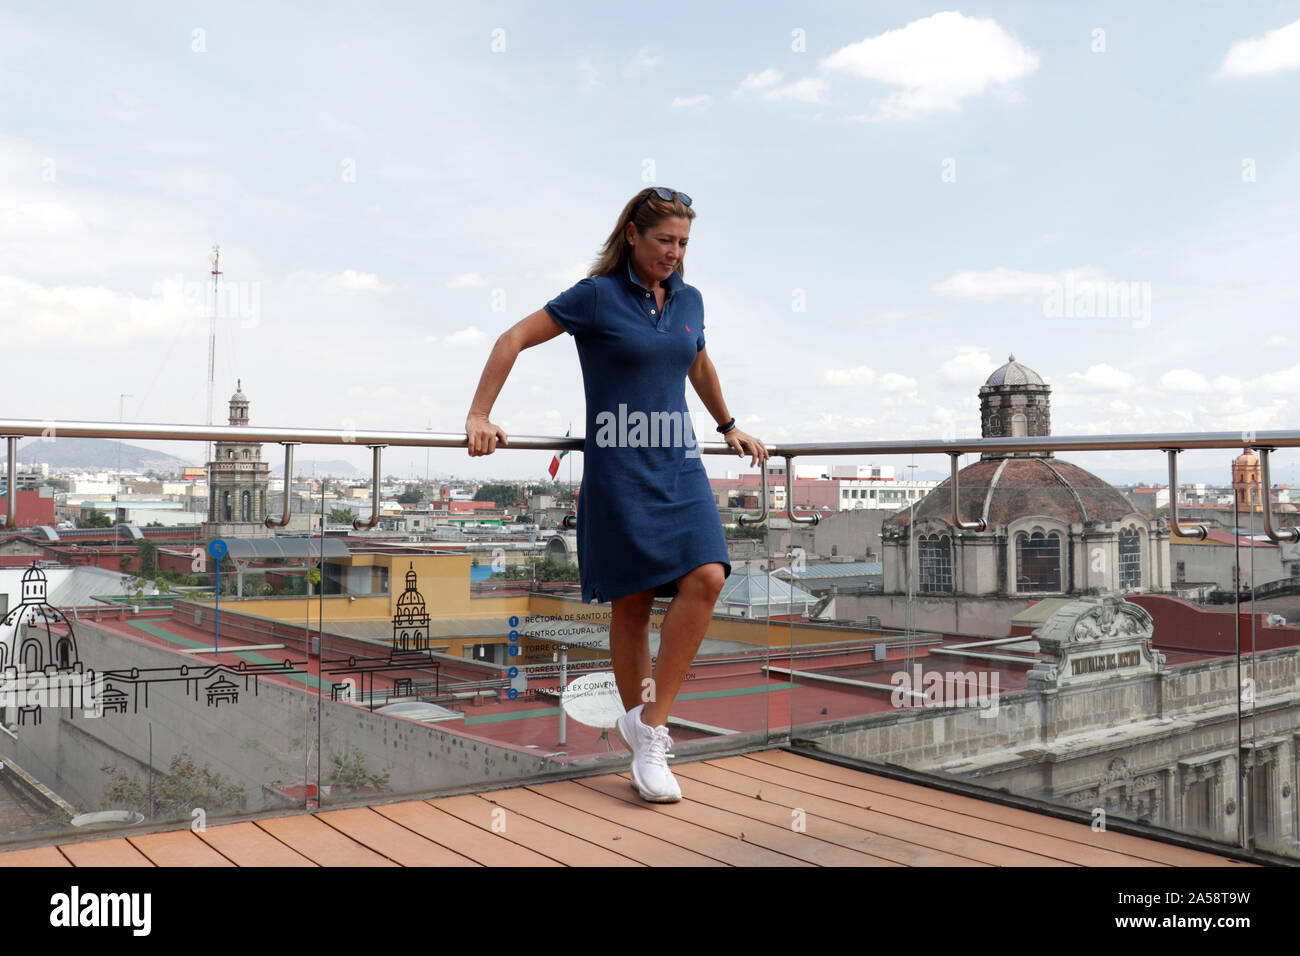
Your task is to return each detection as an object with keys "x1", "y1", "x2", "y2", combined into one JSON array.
[{"x1": 465, "y1": 187, "x2": 767, "y2": 802}]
